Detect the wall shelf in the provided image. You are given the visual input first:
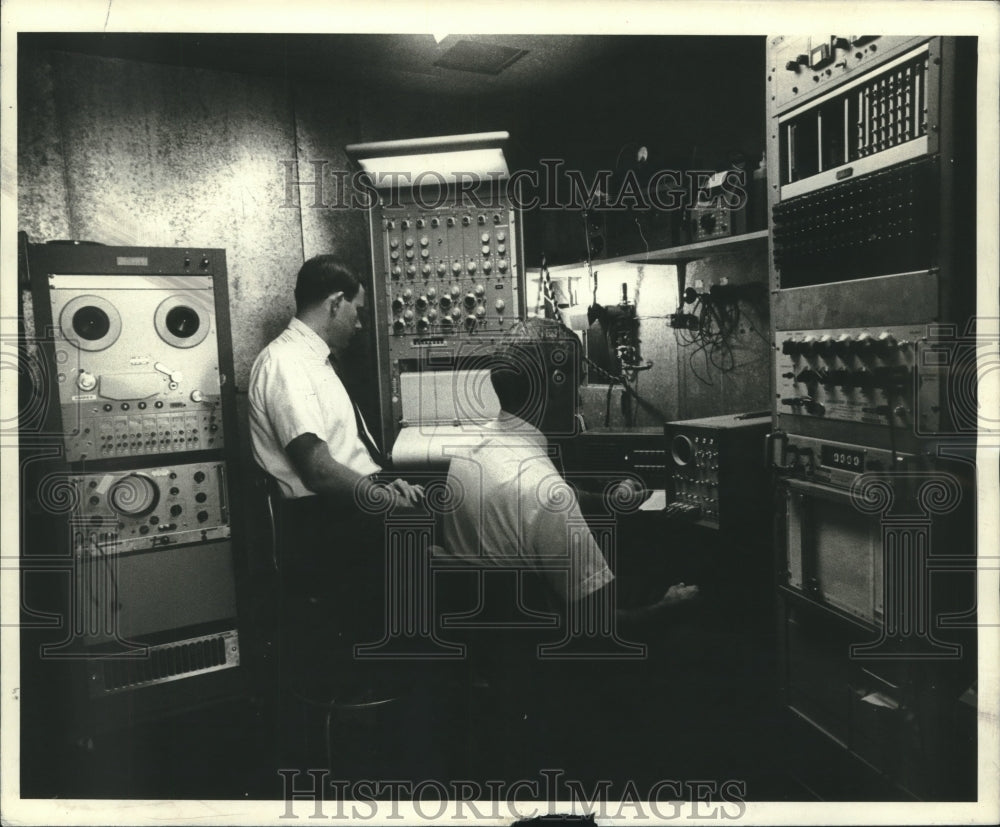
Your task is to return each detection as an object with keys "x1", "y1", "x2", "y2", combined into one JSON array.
[
  {"x1": 626, "y1": 229, "x2": 770, "y2": 264},
  {"x1": 544, "y1": 229, "x2": 769, "y2": 273}
]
